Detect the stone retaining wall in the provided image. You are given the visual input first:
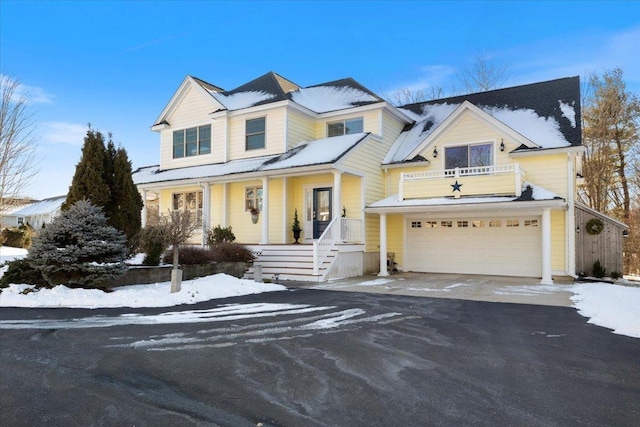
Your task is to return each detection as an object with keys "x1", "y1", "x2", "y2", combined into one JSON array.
[{"x1": 107, "y1": 262, "x2": 251, "y2": 288}]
